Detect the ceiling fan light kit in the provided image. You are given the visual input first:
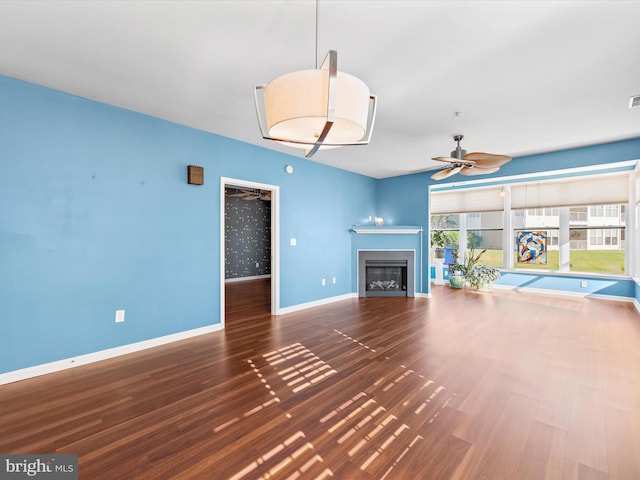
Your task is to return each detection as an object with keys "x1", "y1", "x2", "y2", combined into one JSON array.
[
  {"x1": 227, "y1": 188, "x2": 271, "y2": 202},
  {"x1": 430, "y1": 134, "x2": 511, "y2": 180}
]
